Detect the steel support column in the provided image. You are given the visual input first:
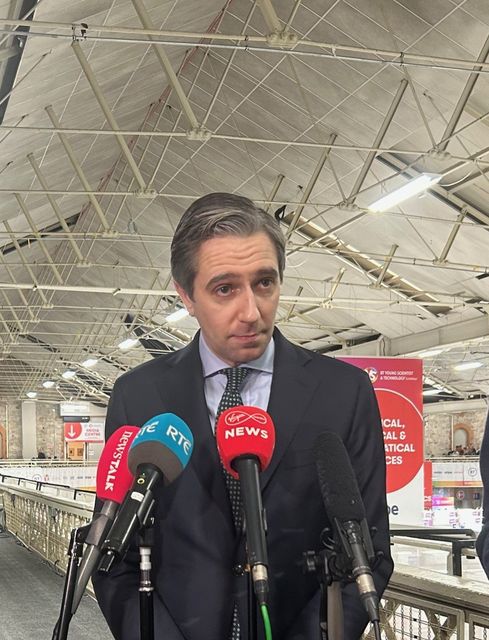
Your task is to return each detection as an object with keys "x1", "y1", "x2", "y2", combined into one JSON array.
[
  {"x1": 3, "y1": 221, "x2": 49, "y2": 305},
  {"x1": 130, "y1": 0, "x2": 200, "y2": 131},
  {"x1": 71, "y1": 41, "x2": 147, "y2": 192},
  {"x1": 436, "y1": 210, "x2": 467, "y2": 263},
  {"x1": 438, "y1": 34, "x2": 489, "y2": 152},
  {"x1": 256, "y1": 0, "x2": 282, "y2": 34},
  {"x1": 26, "y1": 154, "x2": 86, "y2": 262},
  {"x1": 44, "y1": 106, "x2": 111, "y2": 232},
  {"x1": 374, "y1": 244, "x2": 399, "y2": 287},
  {"x1": 14, "y1": 193, "x2": 64, "y2": 284},
  {"x1": 286, "y1": 133, "x2": 336, "y2": 238},
  {"x1": 348, "y1": 79, "x2": 408, "y2": 202}
]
